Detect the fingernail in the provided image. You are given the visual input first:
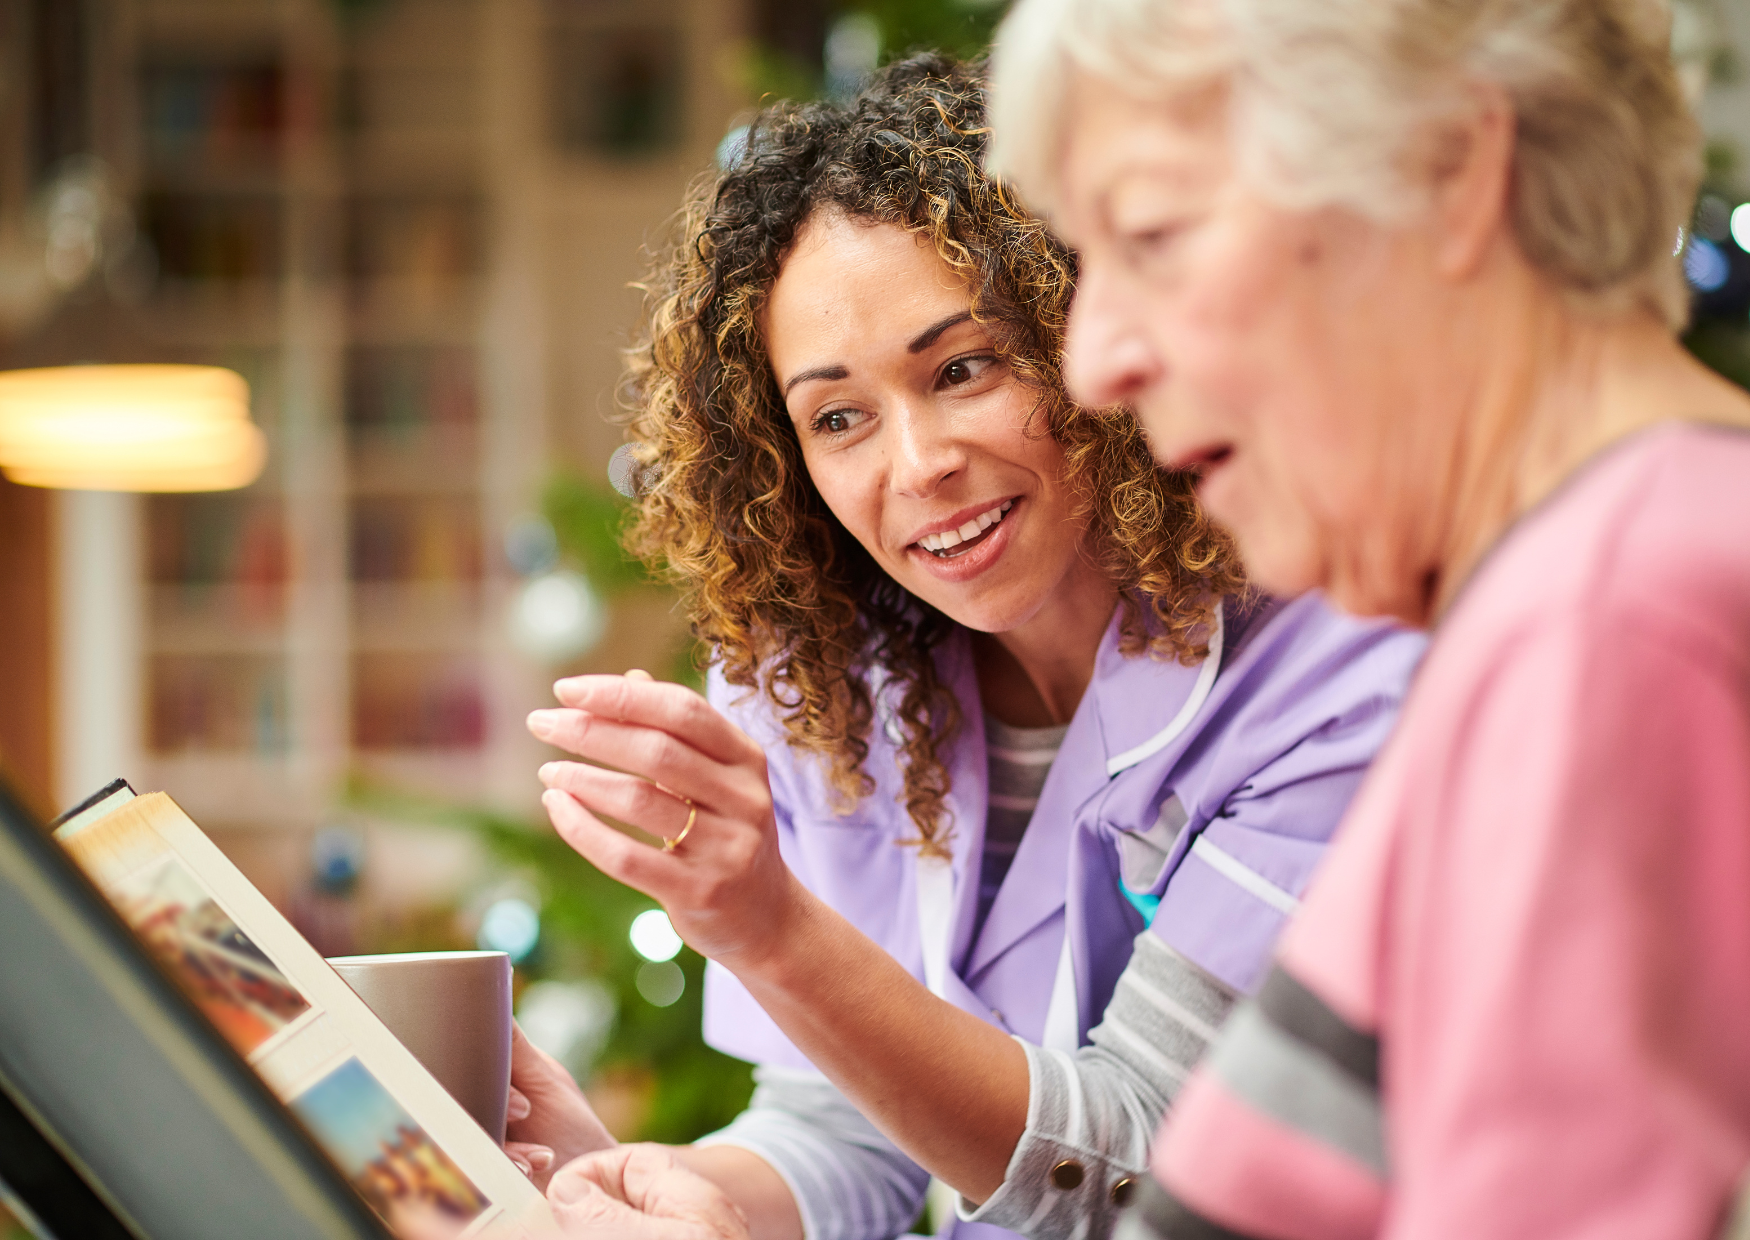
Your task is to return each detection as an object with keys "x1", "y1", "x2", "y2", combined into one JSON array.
[
  {"x1": 507, "y1": 1093, "x2": 531, "y2": 1121},
  {"x1": 511, "y1": 1155, "x2": 531, "y2": 1176},
  {"x1": 527, "y1": 1147, "x2": 554, "y2": 1171},
  {"x1": 550, "y1": 1173, "x2": 588, "y2": 1205},
  {"x1": 537, "y1": 762, "x2": 558, "y2": 783},
  {"x1": 528, "y1": 710, "x2": 558, "y2": 738}
]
